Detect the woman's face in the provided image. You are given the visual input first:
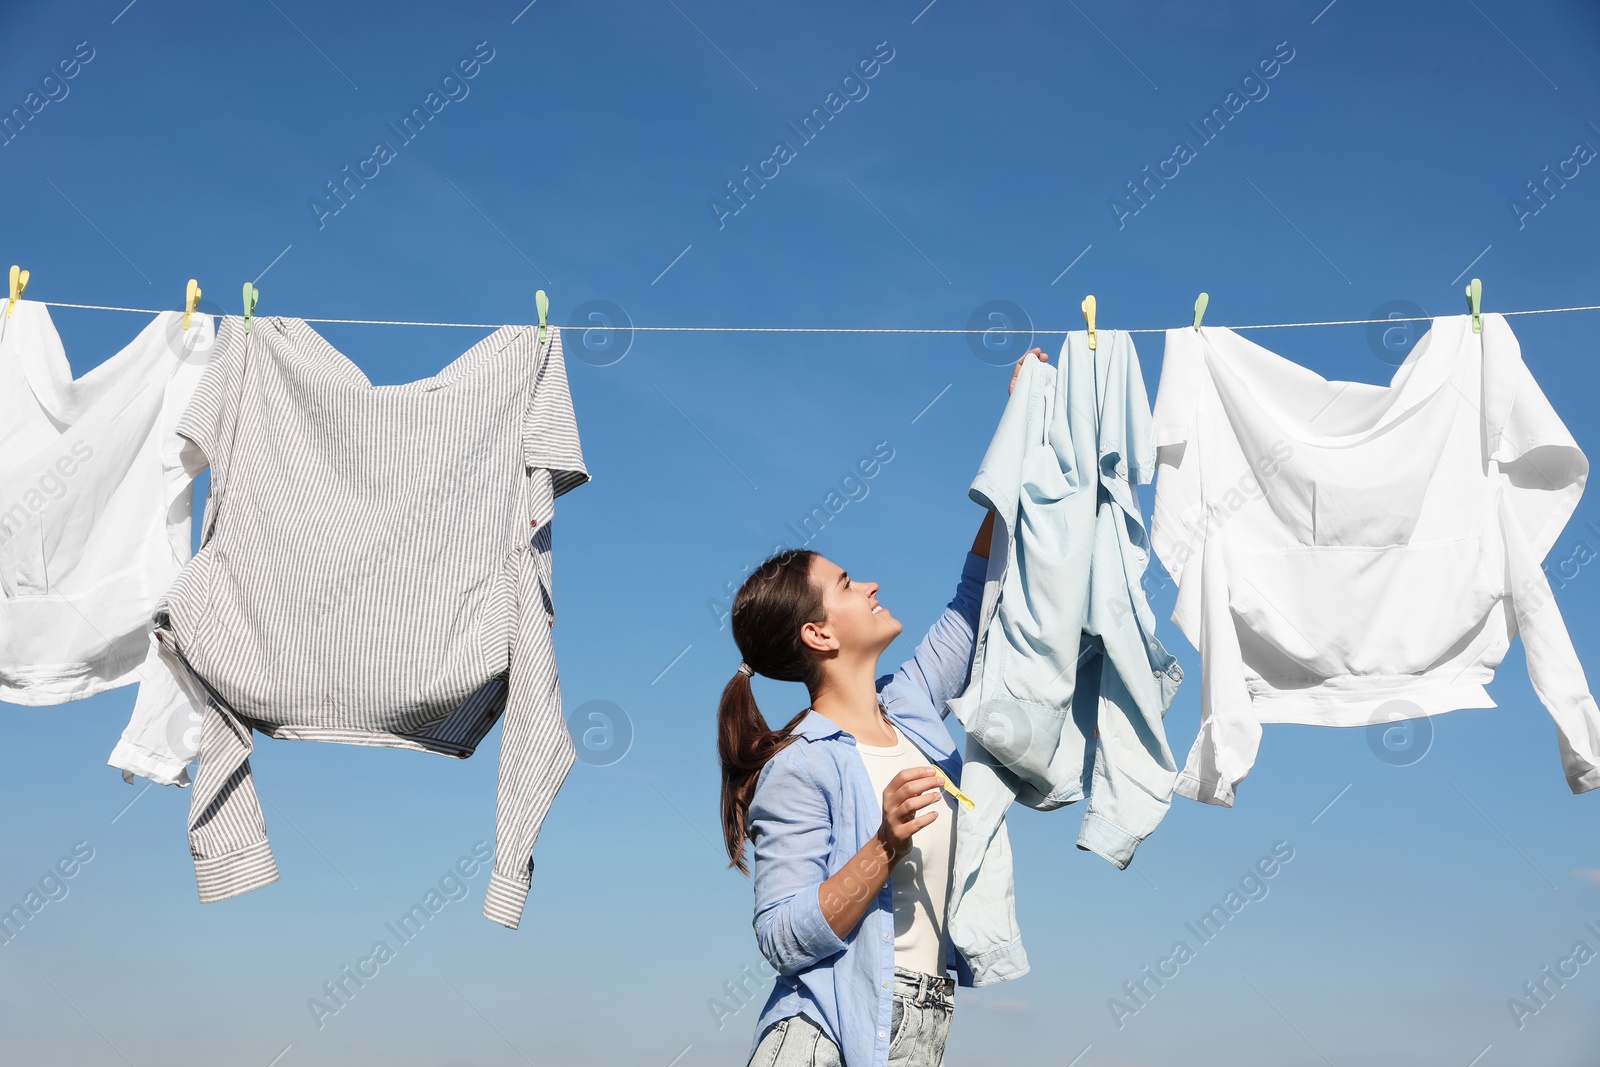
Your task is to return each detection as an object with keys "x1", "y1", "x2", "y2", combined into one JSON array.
[{"x1": 804, "y1": 555, "x2": 903, "y2": 658}]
